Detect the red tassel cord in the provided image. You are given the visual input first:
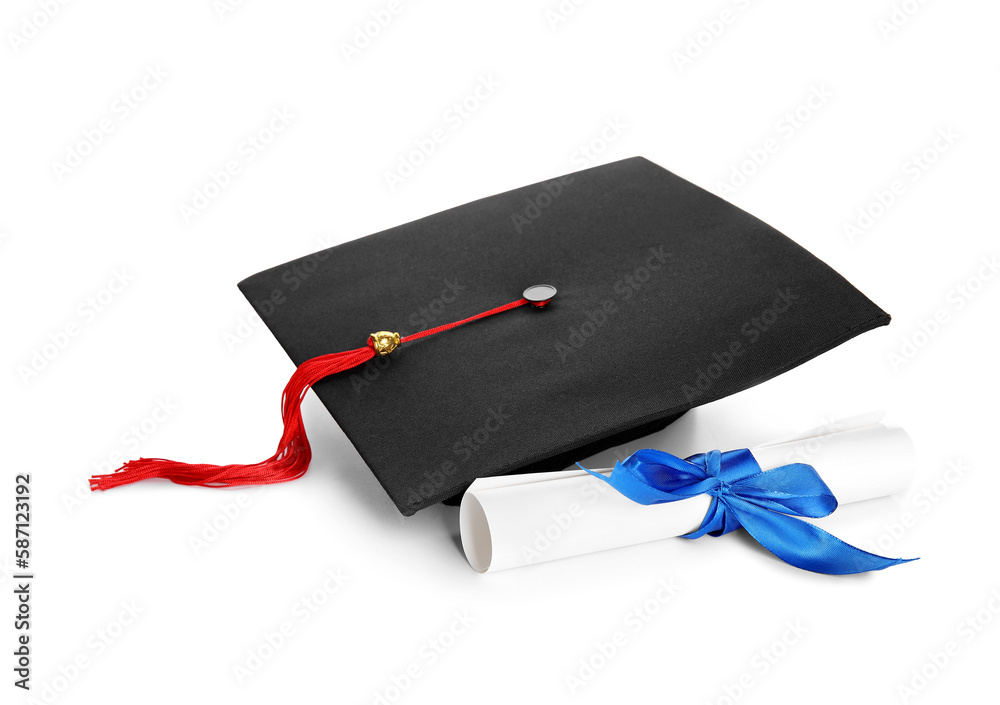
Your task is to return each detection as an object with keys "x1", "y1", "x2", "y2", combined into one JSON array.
[{"x1": 89, "y1": 298, "x2": 531, "y2": 492}]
